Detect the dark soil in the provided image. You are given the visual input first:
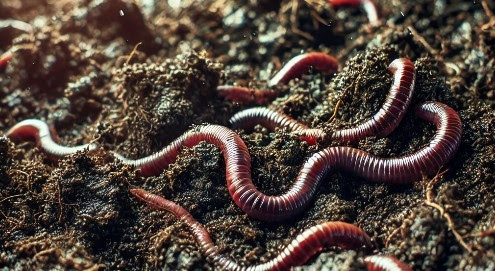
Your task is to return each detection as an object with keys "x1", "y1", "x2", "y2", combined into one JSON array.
[{"x1": 1, "y1": 0, "x2": 494, "y2": 270}]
